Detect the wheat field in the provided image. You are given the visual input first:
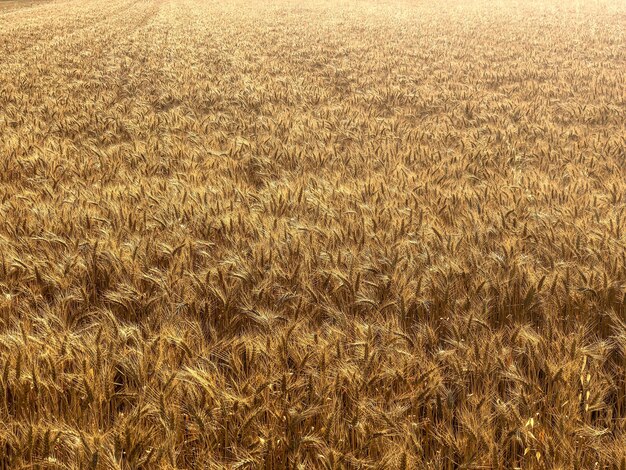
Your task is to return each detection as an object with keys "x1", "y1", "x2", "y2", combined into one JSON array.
[{"x1": 0, "y1": 0, "x2": 625, "y2": 468}]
